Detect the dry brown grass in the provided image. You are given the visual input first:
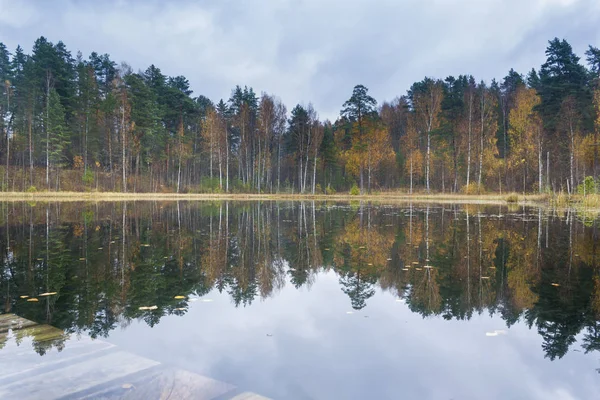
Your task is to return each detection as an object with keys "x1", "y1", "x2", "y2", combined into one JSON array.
[{"x1": 0, "y1": 190, "x2": 552, "y2": 205}]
